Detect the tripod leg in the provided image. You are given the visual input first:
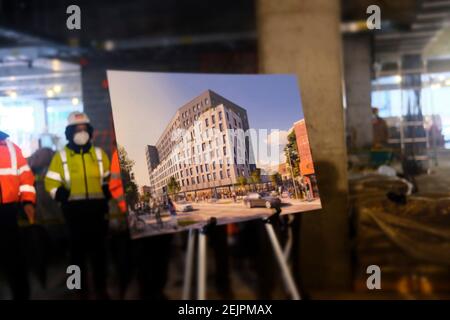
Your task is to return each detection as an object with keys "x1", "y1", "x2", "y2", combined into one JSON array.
[
  {"x1": 182, "y1": 229, "x2": 196, "y2": 300},
  {"x1": 197, "y1": 230, "x2": 207, "y2": 300},
  {"x1": 283, "y1": 227, "x2": 293, "y2": 260},
  {"x1": 265, "y1": 223, "x2": 301, "y2": 300}
]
